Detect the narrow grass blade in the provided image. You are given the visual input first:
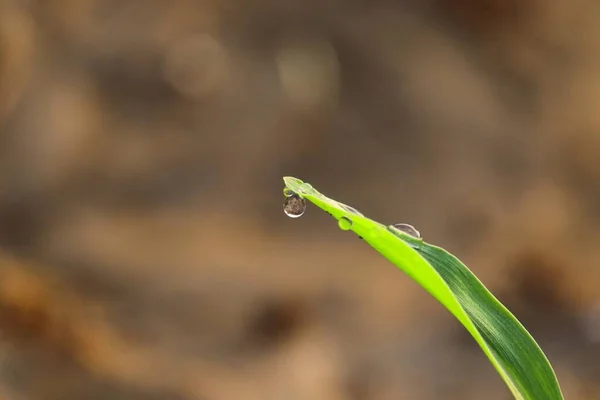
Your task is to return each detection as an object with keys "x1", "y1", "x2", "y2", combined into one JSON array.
[{"x1": 283, "y1": 176, "x2": 564, "y2": 400}]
